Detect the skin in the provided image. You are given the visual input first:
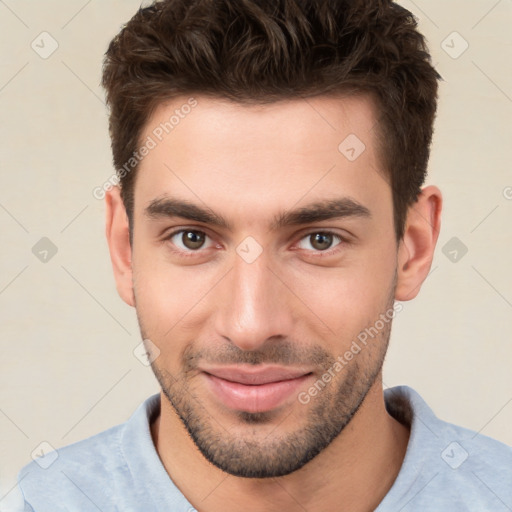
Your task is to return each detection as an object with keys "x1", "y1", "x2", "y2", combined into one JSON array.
[{"x1": 105, "y1": 93, "x2": 442, "y2": 512}]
